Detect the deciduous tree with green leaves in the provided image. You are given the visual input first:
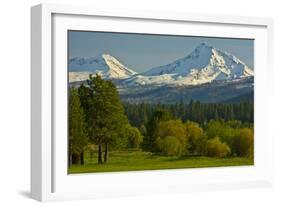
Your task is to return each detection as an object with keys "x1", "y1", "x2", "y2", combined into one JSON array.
[
  {"x1": 232, "y1": 128, "x2": 254, "y2": 157},
  {"x1": 205, "y1": 137, "x2": 231, "y2": 158},
  {"x1": 126, "y1": 126, "x2": 143, "y2": 149},
  {"x1": 155, "y1": 120, "x2": 187, "y2": 156},
  {"x1": 143, "y1": 109, "x2": 172, "y2": 152},
  {"x1": 185, "y1": 121, "x2": 206, "y2": 155}
]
